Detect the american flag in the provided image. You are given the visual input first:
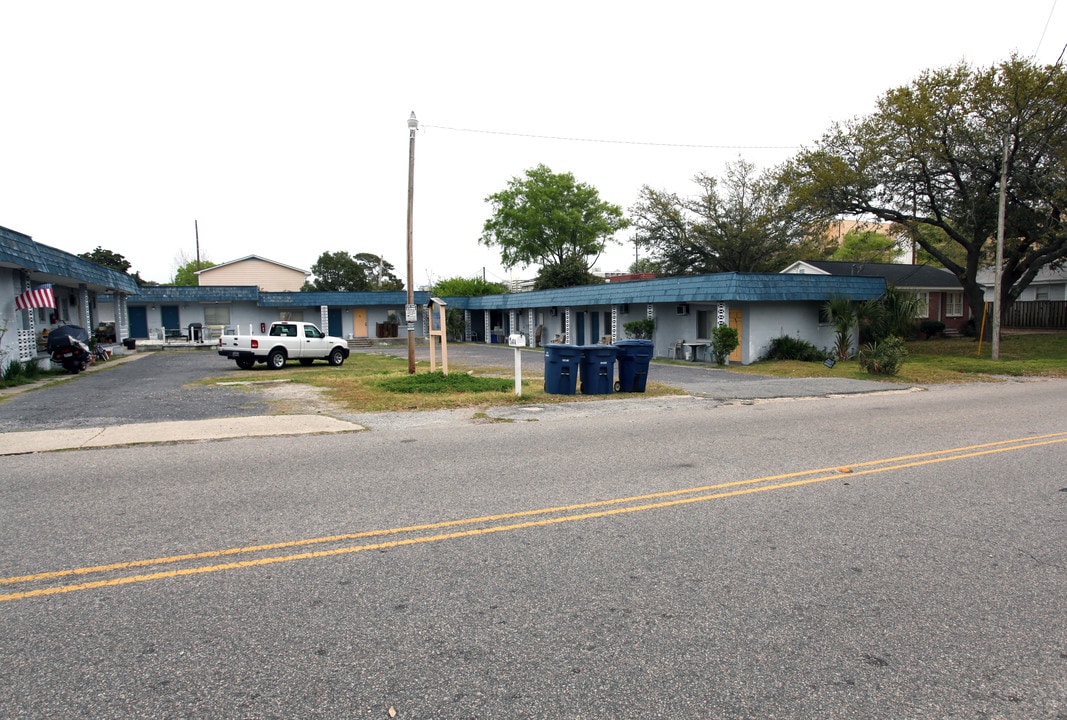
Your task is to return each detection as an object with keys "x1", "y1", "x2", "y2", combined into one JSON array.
[{"x1": 15, "y1": 283, "x2": 56, "y2": 310}]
